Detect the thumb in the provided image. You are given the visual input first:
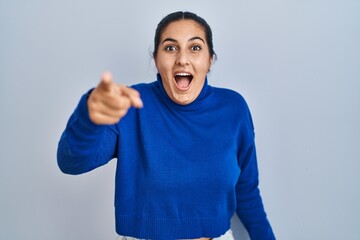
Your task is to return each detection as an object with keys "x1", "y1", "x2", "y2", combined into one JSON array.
[{"x1": 119, "y1": 86, "x2": 143, "y2": 109}]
